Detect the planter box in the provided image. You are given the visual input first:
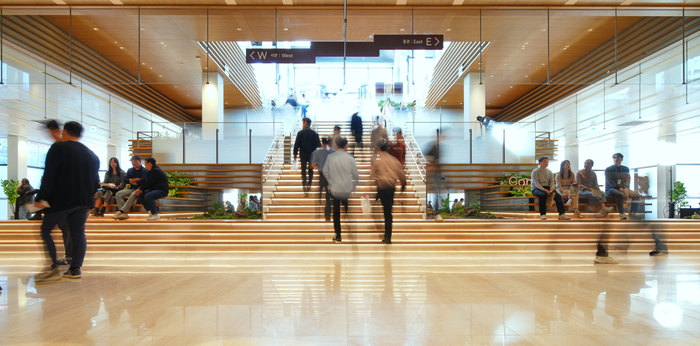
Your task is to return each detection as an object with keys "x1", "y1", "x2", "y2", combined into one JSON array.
[{"x1": 680, "y1": 208, "x2": 700, "y2": 218}]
